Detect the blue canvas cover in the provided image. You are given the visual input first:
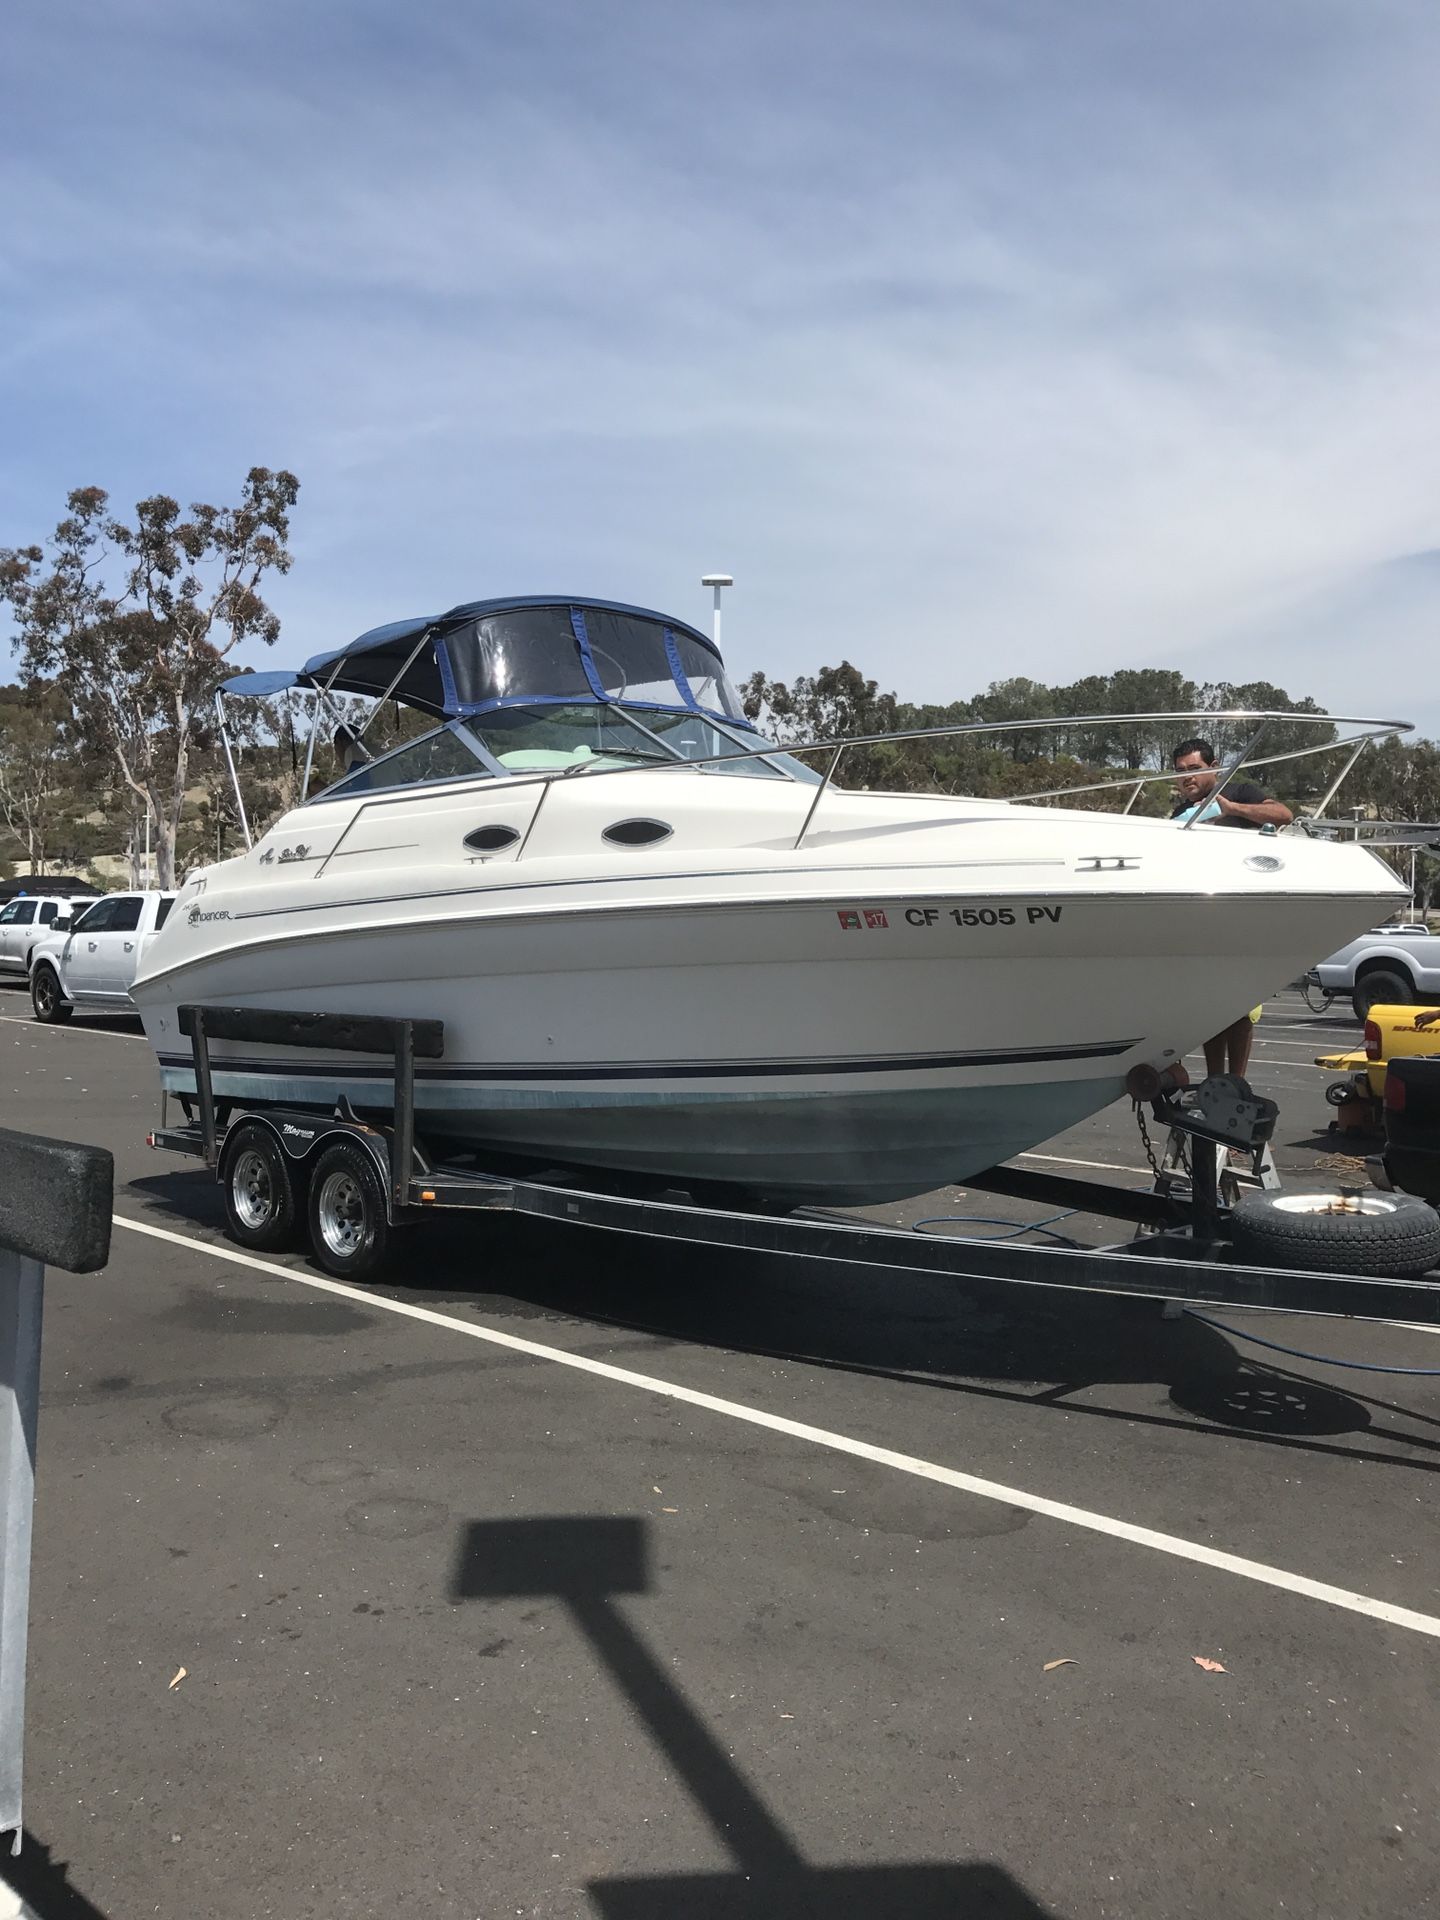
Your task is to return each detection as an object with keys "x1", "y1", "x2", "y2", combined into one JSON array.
[{"x1": 292, "y1": 597, "x2": 750, "y2": 725}]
